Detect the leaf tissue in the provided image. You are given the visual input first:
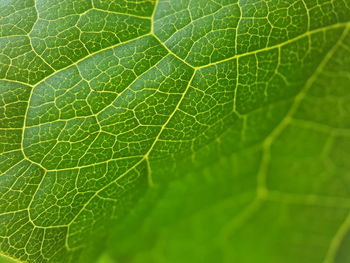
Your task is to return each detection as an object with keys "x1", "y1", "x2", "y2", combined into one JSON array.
[{"x1": 1, "y1": 0, "x2": 350, "y2": 262}]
